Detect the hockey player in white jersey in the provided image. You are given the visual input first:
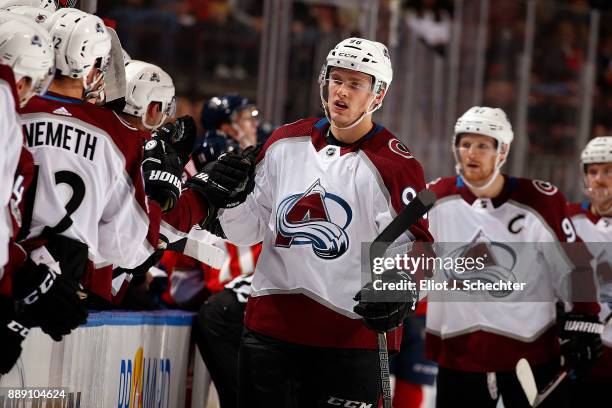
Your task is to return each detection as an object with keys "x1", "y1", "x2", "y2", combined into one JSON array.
[
  {"x1": 426, "y1": 107, "x2": 603, "y2": 407},
  {"x1": 566, "y1": 136, "x2": 612, "y2": 406},
  {"x1": 0, "y1": 15, "x2": 85, "y2": 374},
  {"x1": 198, "y1": 37, "x2": 433, "y2": 407},
  {"x1": 19, "y1": 8, "x2": 158, "y2": 267}
]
